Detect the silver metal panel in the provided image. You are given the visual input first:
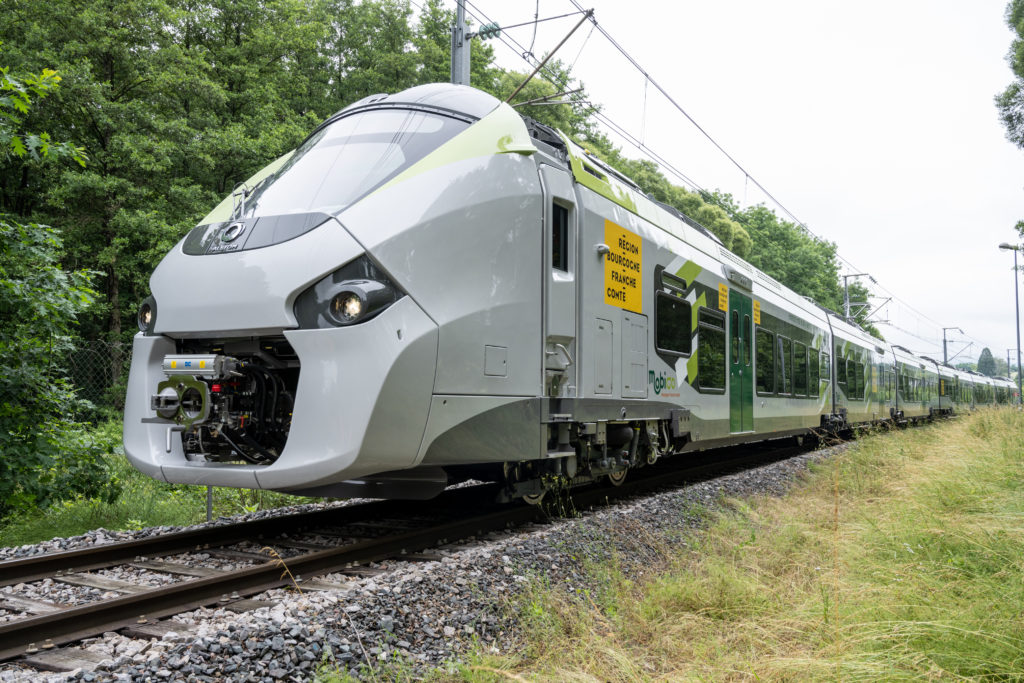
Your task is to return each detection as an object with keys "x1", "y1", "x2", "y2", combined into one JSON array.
[
  {"x1": 621, "y1": 311, "x2": 648, "y2": 399},
  {"x1": 594, "y1": 318, "x2": 613, "y2": 394},
  {"x1": 484, "y1": 345, "x2": 508, "y2": 377},
  {"x1": 339, "y1": 153, "x2": 542, "y2": 397},
  {"x1": 418, "y1": 395, "x2": 542, "y2": 464},
  {"x1": 150, "y1": 218, "x2": 362, "y2": 336},
  {"x1": 123, "y1": 333, "x2": 177, "y2": 482}
]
